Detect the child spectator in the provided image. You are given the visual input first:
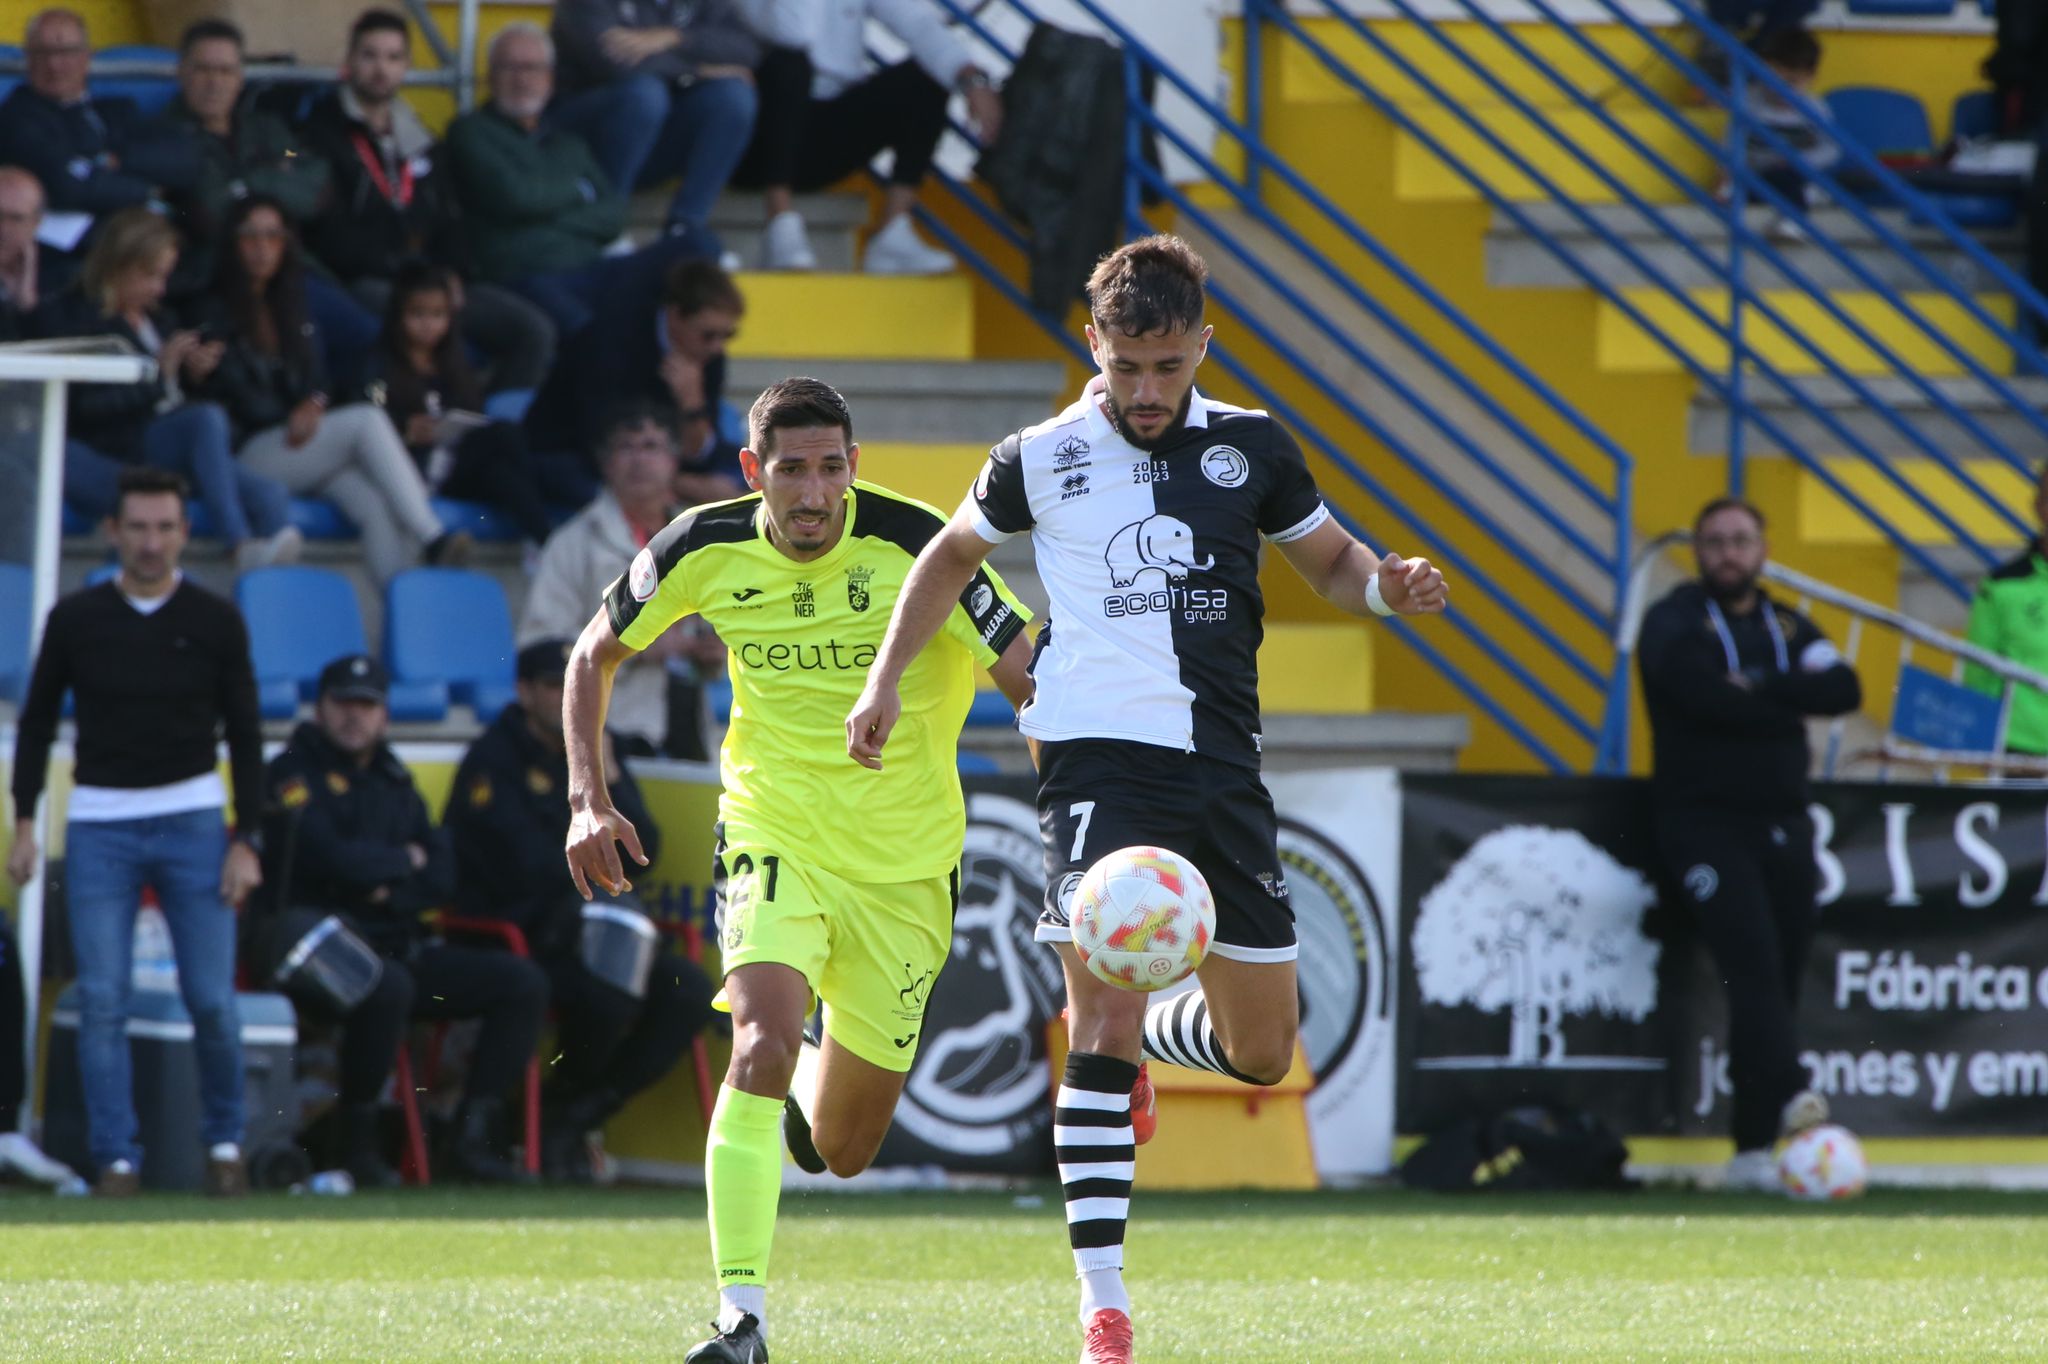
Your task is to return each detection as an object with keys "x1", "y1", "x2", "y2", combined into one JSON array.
[
  {"x1": 363, "y1": 263, "x2": 569, "y2": 548},
  {"x1": 194, "y1": 196, "x2": 468, "y2": 584}
]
